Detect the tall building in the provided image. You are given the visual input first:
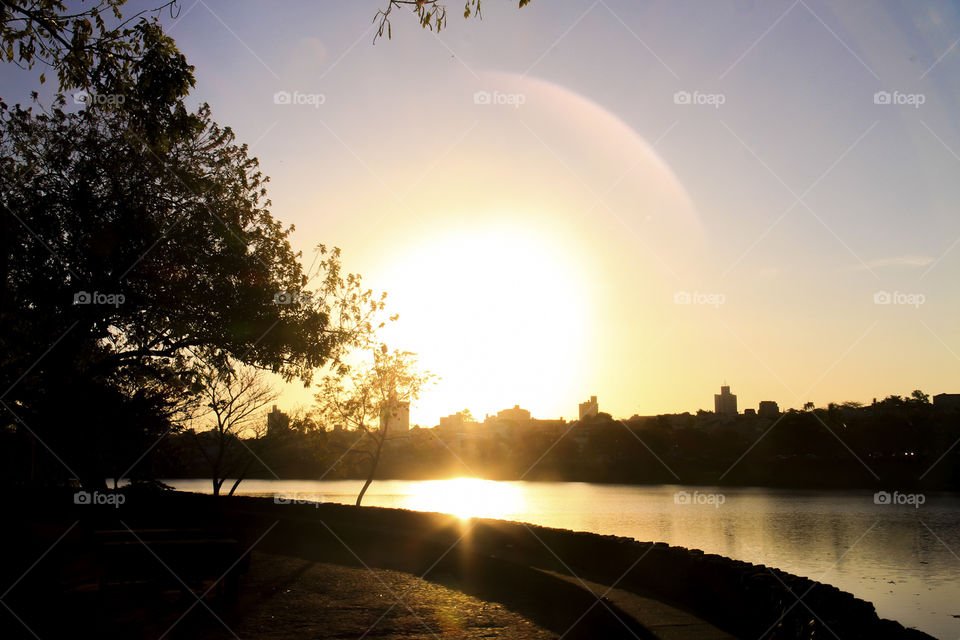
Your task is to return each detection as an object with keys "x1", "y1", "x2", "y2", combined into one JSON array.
[
  {"x1": 579, "y1": 395, "x2": 599, "y2": 420},
  {"x1": 266, "y1": 405, "x2": 290, "y2": 435},
  {"x1": 758, "y1": 400, "x2": 780, "y2": 418},
  {"x1": 714, "y1": 385, "x2": 738, "y2": 416},
  {"x1": 380, "y1": 393, "x2": 410, "y2": 435}
]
